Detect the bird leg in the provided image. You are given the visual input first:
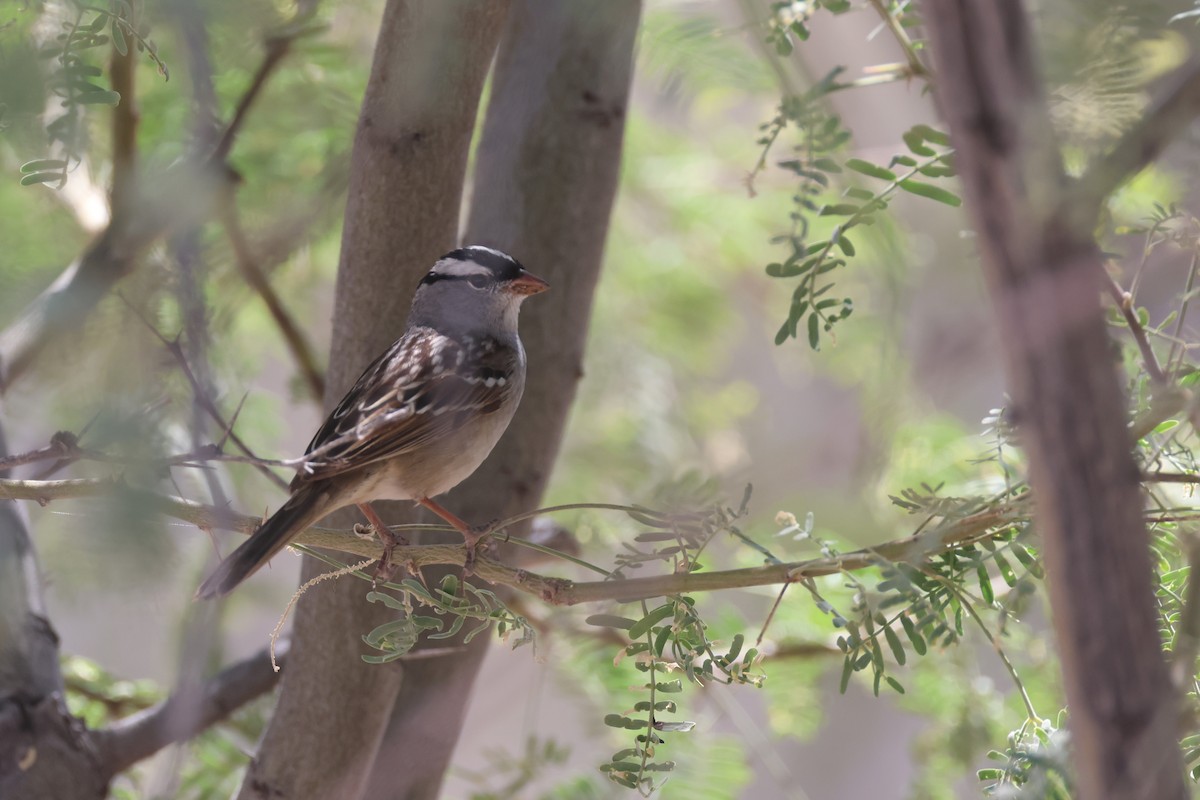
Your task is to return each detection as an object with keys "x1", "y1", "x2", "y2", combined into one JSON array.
[
  {"x1": 417, "y1": 497, "x2": 497, "y2": 575},
  {"x1": 357, "y1": 503, "x2": 409, "y2": 585}
]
